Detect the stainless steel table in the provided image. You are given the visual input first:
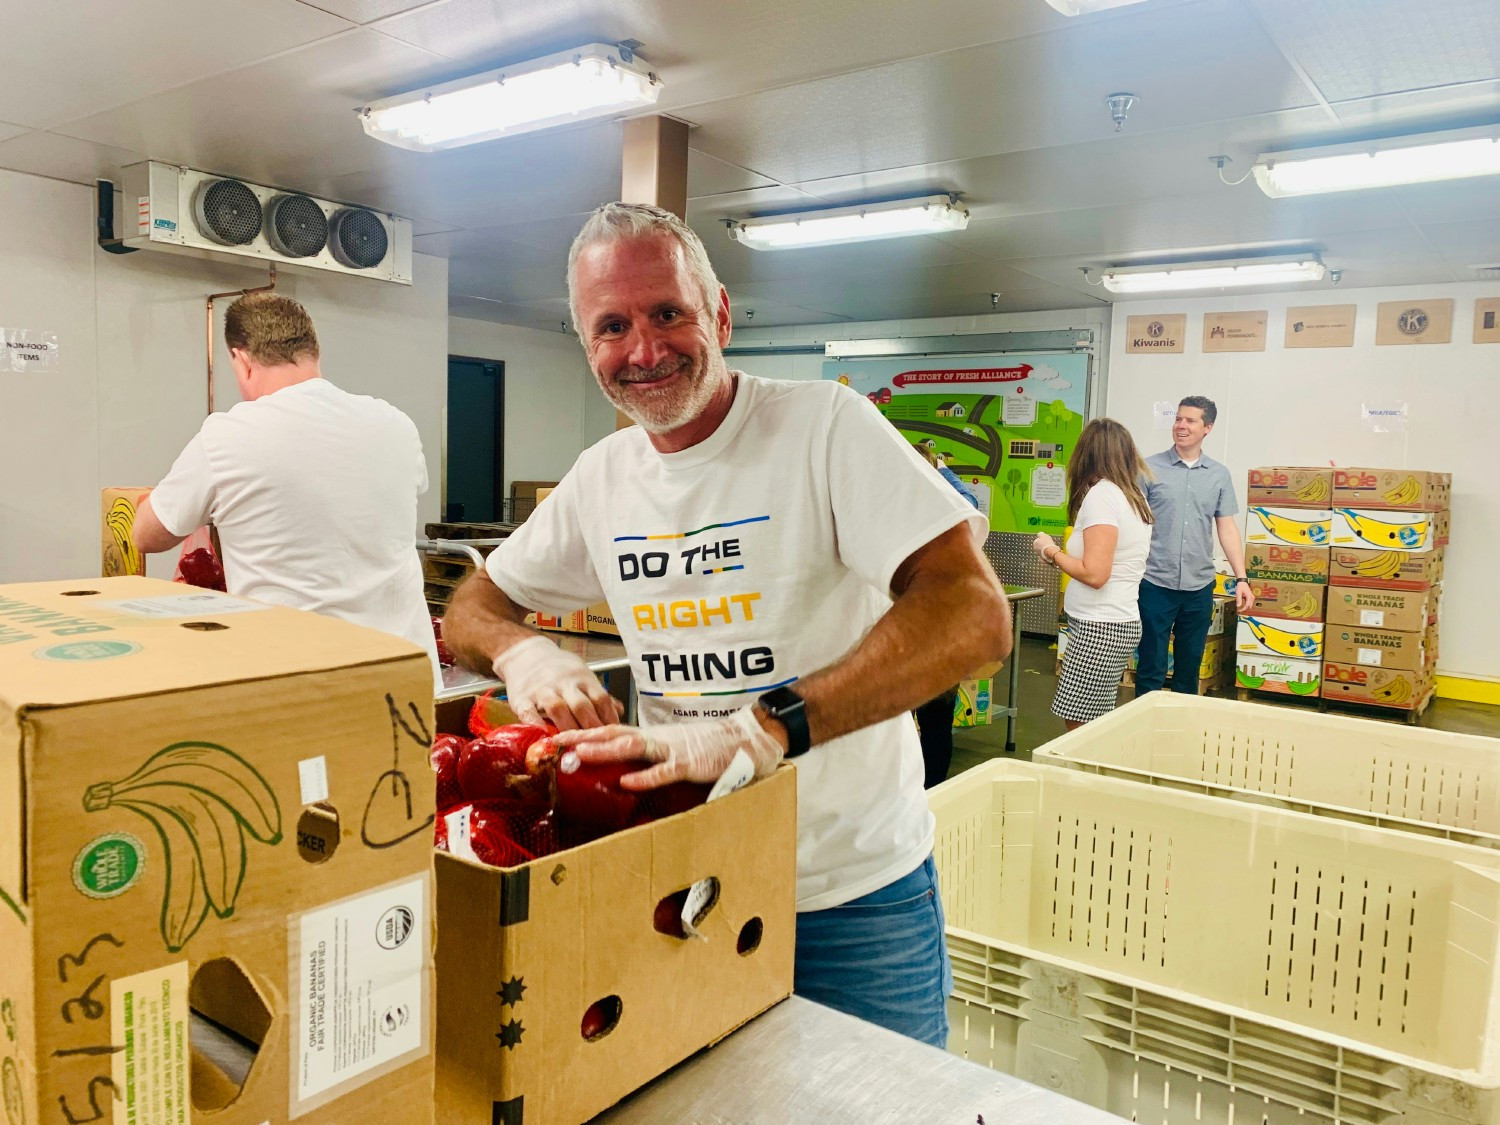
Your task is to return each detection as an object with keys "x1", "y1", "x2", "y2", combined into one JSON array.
[
  {"x1": 1000, "y1": 585, "x2": 1046, "y2": 754},
  {"x1": 593, "y1": 995, "x2": 1117, "y2": 1125},
  {"x1": 438, "y1": 634, "x2": 632, "y2": 706}
]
